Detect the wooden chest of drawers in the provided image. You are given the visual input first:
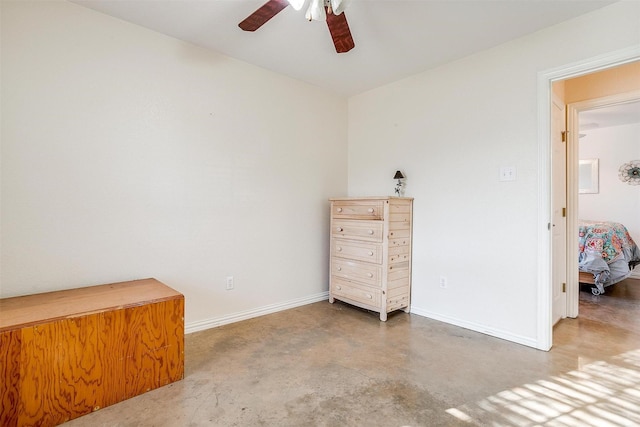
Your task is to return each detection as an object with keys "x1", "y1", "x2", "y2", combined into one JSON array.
[{"x1": 329, "y1": 197, "x2": 413, "y2": 321}]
